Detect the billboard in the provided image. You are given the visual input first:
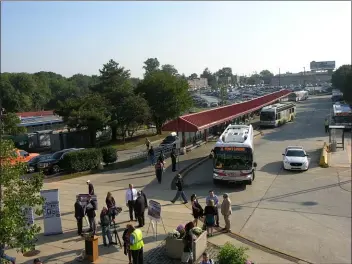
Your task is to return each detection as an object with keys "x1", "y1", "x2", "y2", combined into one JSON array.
[{"x1": 310, "y1": 61, "x2": 335, "y2": 71}]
